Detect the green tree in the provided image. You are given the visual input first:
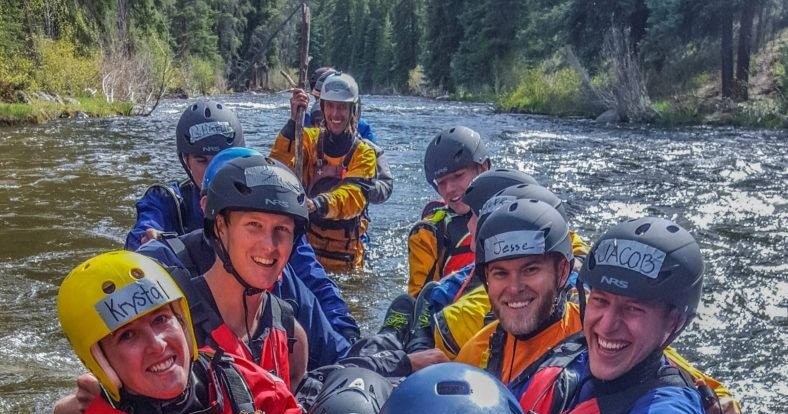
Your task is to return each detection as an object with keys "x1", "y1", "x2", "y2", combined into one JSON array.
[
  {"x1": 326, "y1": 0, "x2": 356, "y2": 69},
  {"x1": 453, "y1": 0, "x2": 523, "y2": 93},
  {"x1": 422, "y1": 0, "x2": 464, "y2": 92},
  {"x1": 390, "y1": 0, "x2": 421, "y2": 90},
  {"x1": 567, "y1": 0, "x2": 648, "y2": 70},
  {"x1": 170, "y1": 0, "x2": 219, "y2": 62}
]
